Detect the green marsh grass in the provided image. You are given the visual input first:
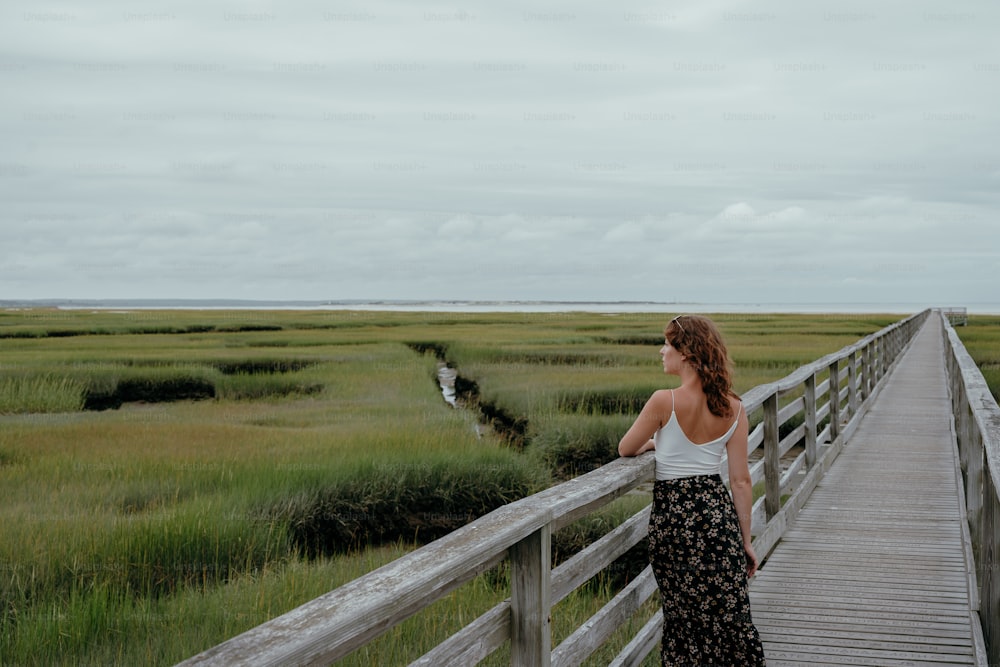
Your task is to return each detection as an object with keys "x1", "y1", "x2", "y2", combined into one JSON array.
[
  {"x1": 957, "y1": 315, "x2": 1000, "y2": 401},
  {"x1": 0, "y1": 308, "x2": 904, "y2": 664},
  {"x1": 0, "y1": 373, "x2": 86, "y2": 413}
]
